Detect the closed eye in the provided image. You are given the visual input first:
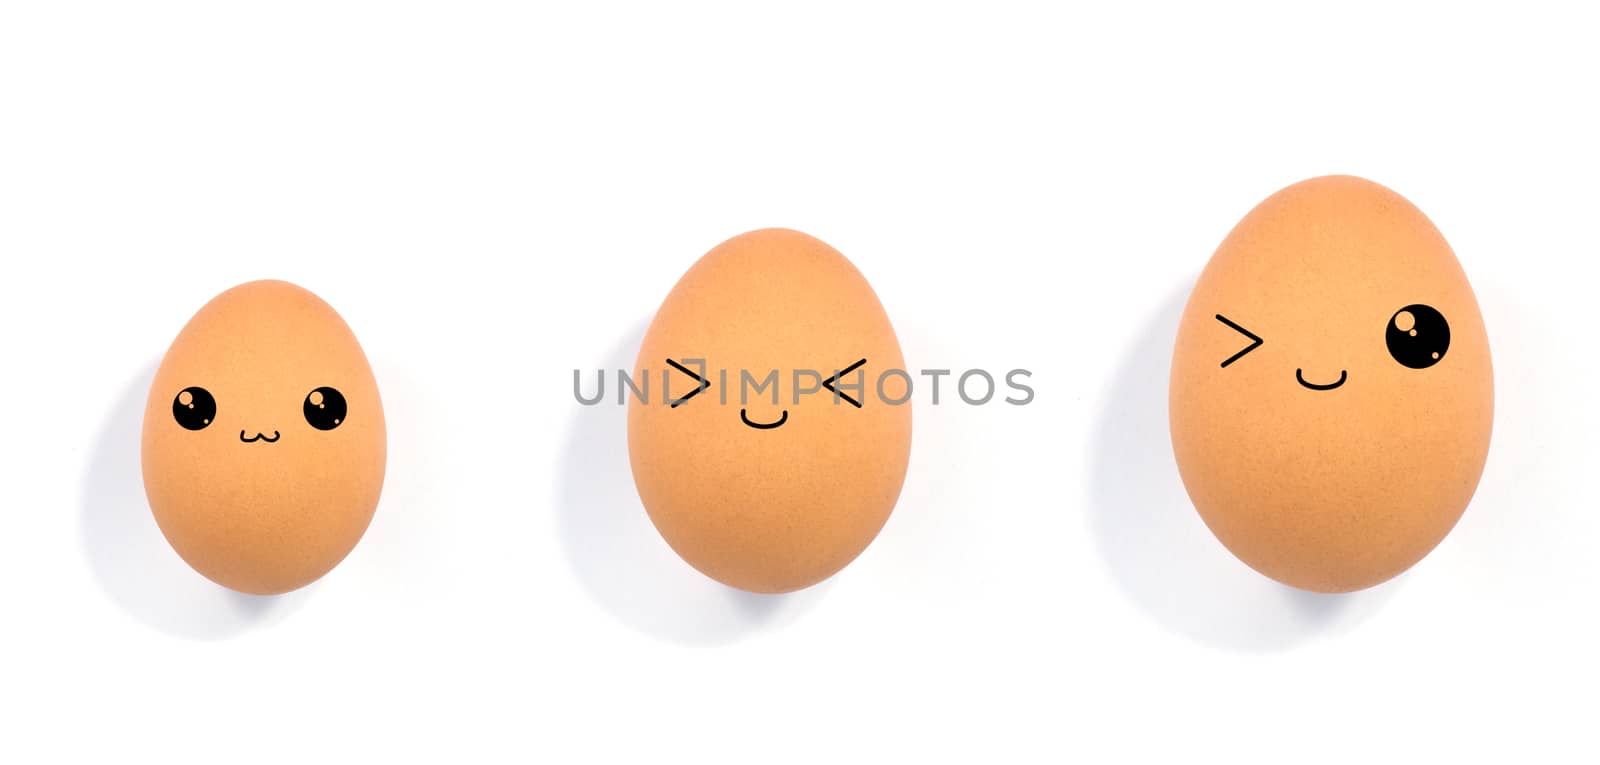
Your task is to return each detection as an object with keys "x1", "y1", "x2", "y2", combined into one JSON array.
[
  {"x1": 822, "y1": 358, "x2": 866, "y2": 408},
  {"x1": 665, "y1": 358, "x2": 709, "y2": 407},
  {"x1": 1215, "y1": 314, "x2": 1263, "y2": 368}
]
